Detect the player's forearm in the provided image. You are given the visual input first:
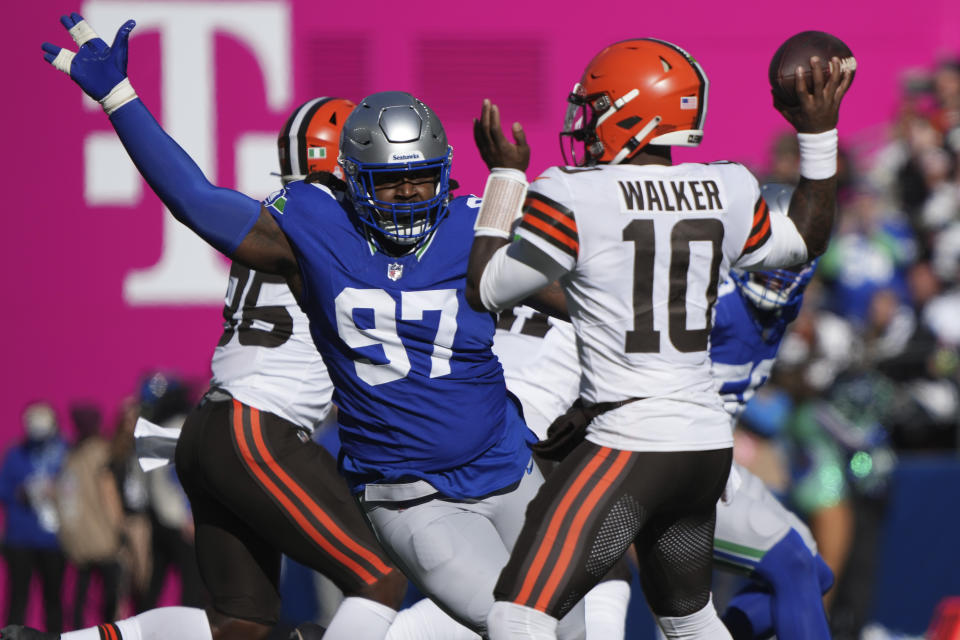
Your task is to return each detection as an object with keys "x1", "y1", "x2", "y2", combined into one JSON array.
[
  {"x1": 466, "y1": 236, "x2": 510, "y2": 311},
  {"x1": 788, "y1": 175, "x2": 837, "y2": 258},
  {"x1": 468, "y1": 168, "x2": 531, "y2": 310},
  {"x1": 109, "y1": 99, "x2": 260, "y2": 255},
  {"x1": 786, "y1": 127, "x2": 840, "y2": 258}
]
